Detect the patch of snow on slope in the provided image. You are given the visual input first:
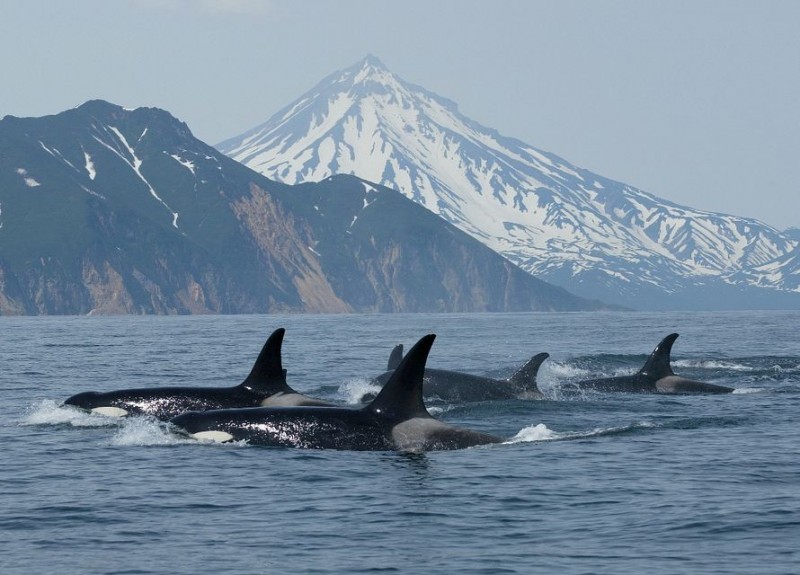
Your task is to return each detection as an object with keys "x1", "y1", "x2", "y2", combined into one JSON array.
[
  {"x1": 80, "y1": 185, "x2": 105, "y2": 200},
  {"x1": 315, "y1": 136, "x2": 336, "y2": 176},
  {"x1": 252, "y1": 92, "x2": 357, "y2": 181},
  {"x1": 83, "y1": 150, "x2": 96, "y2": 180},
  {"x1": 168, "y1": 153, "x2": 196, "y2": 174},
  {"x1": 16, "y1": 168, "x2": 41, "y2": 188},
  {"x1": 39, "y1": 141, "x2": 79, "y2": 172}
]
